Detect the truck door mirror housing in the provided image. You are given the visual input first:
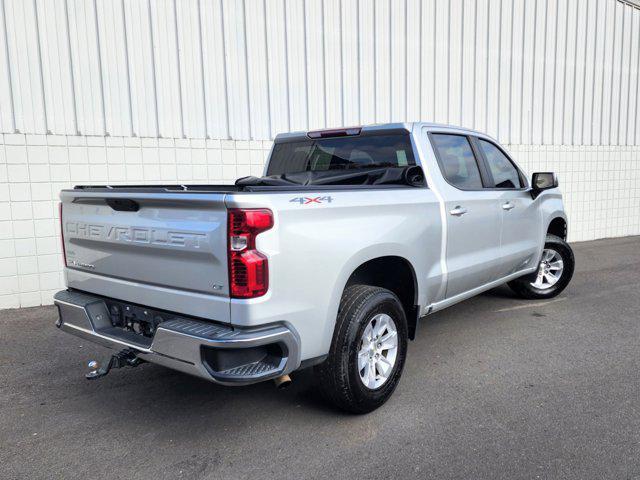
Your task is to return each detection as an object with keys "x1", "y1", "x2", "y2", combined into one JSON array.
[{"x1": 531, "y1": 172, "x2": 558, "y2": 198}]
